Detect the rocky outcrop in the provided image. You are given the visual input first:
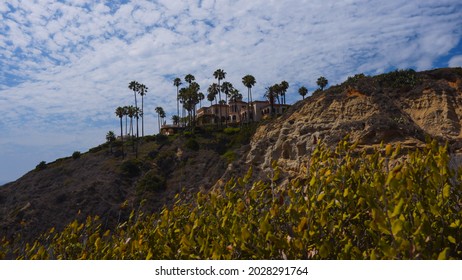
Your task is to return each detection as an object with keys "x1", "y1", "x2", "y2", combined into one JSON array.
[{"x1": 246, "y1": 68, "x2": 462, "y2": 182}]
